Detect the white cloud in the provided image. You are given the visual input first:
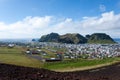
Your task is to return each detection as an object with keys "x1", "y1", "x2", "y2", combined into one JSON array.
[
  {"x1": 80, "y1": 11, "x2": 120, "y2": 37},
  {"x1": 0, "y1": 11, "x2": 120, "y2": 38},
  {"x1": 81, "y1": 11, "x2": 119, "y2": 30},
  {"x1": 0, "y1": 16, "x2": 53, "y2": 38},
  {"x1": 99, "y1": 4, "x2": 106, "y2": 12}
]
